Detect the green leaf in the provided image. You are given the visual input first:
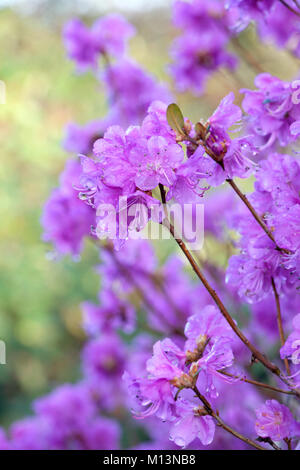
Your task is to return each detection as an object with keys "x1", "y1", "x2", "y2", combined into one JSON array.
[{"x1": 166, "y1": 103, "x2": 185, "y2": 136}]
